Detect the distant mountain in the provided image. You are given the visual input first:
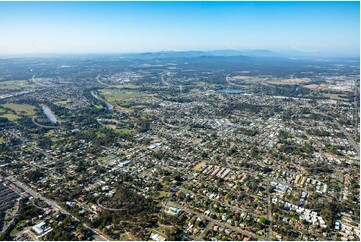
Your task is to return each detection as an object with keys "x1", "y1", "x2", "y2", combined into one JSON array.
[
  {"x1": 205, "y1": 49, "x2": 276, "y2": 57},
  {"x1": 123, "y1": 51, "x2": 204, "y2": 59},
  {"x1": 122, "y1": 49, "x2": 278, "y2": 60},
  {"x1": 204, "y1": 49, "x2": 245, "y2": 56}
]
